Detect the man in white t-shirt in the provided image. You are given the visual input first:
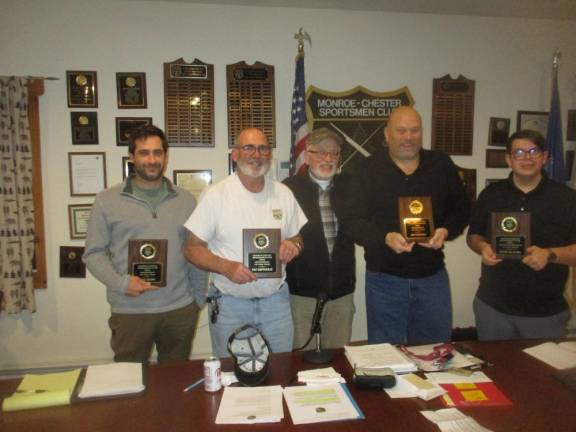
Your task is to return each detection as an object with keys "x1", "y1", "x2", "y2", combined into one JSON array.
[{"x1": 184, "y1": 128, "x2": 307, "y2": 357}]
